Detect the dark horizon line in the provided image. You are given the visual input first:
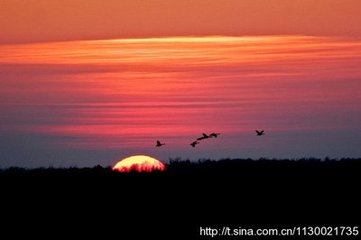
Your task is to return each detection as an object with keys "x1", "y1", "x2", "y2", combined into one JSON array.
[{"x1": 1, "y1": 157, "x2": 360, "y2": 171}]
